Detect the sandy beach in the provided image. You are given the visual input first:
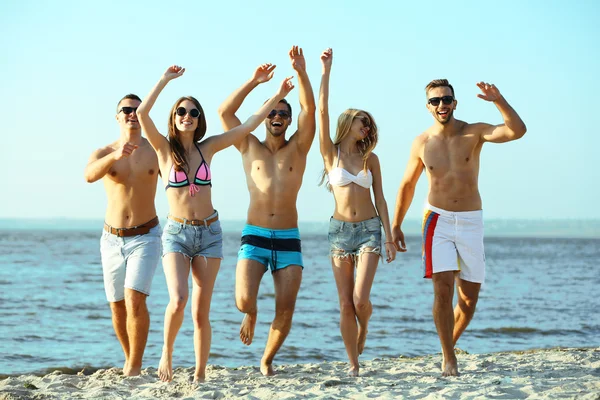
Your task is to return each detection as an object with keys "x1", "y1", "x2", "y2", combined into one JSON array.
[{"x1": 1, "y1": 347, "x2": 598, "y2": 399}]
